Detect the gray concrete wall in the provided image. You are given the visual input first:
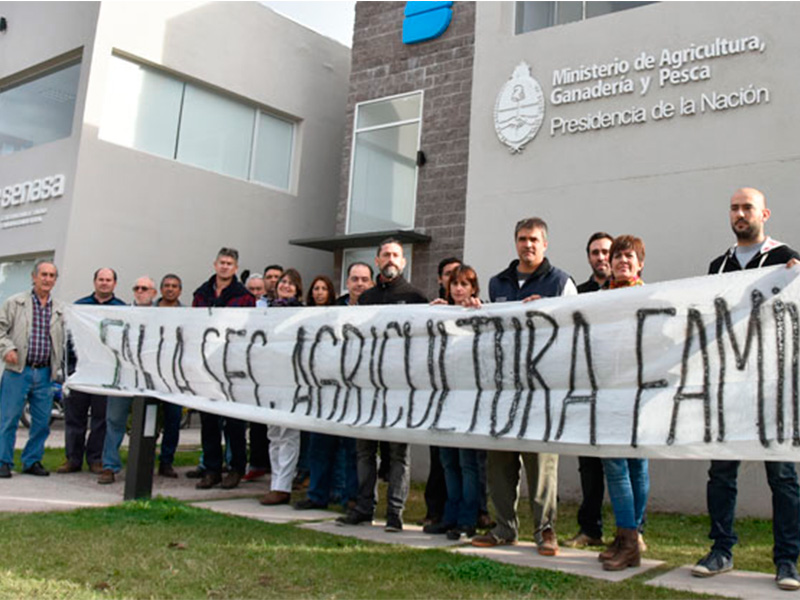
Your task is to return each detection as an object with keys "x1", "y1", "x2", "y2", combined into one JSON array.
[{"x1": 459, "y1": 1, "x2": 800, "y2": 517}]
